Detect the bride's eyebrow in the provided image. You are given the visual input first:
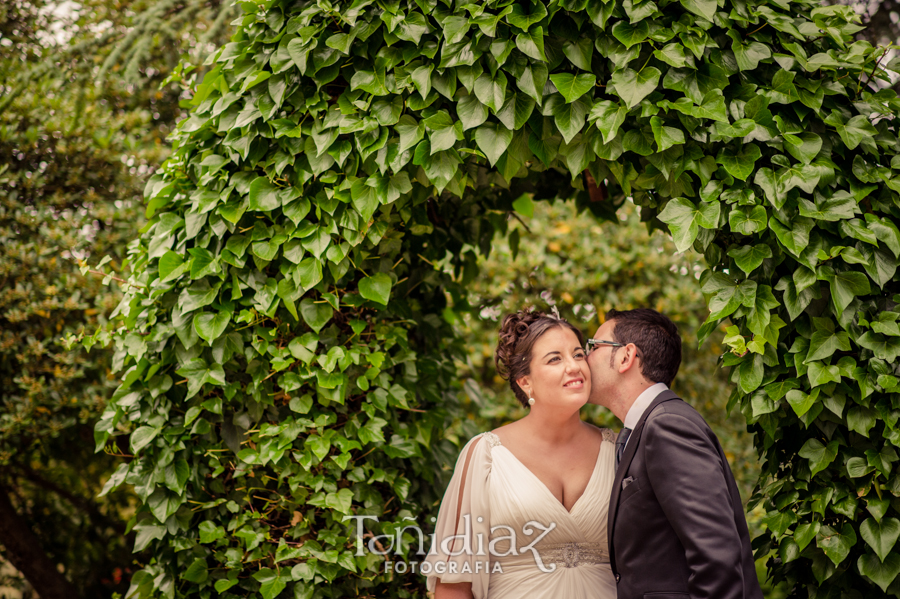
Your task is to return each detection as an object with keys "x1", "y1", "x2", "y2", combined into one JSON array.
[{"x1": 542, "y1": 351, "x2": 561, "y2": 359}]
